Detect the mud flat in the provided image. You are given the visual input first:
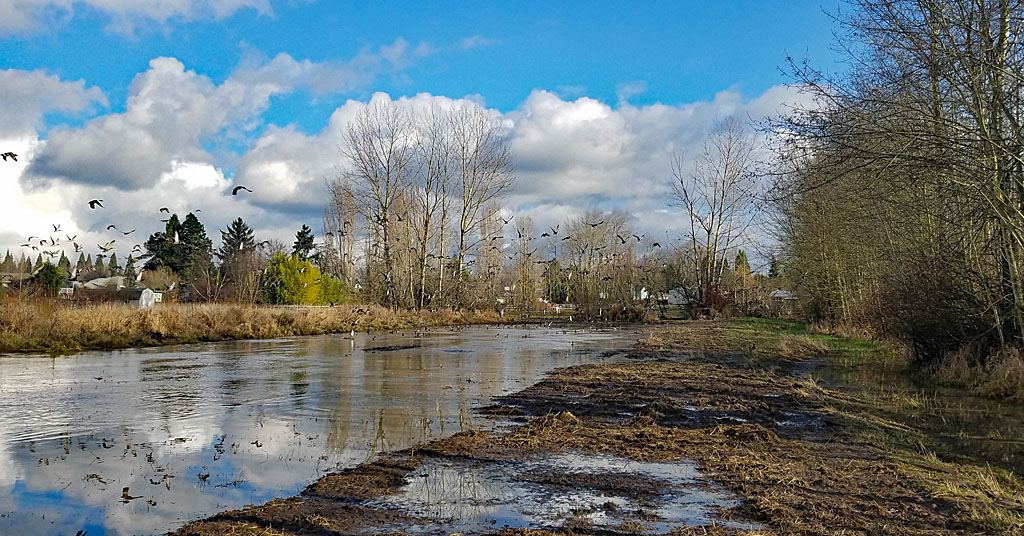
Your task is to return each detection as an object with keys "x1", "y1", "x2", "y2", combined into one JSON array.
[{"x1": 172, "y1": 319, "x2": 1024, "y2": 535}]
